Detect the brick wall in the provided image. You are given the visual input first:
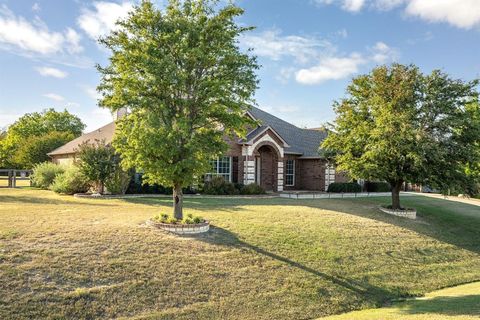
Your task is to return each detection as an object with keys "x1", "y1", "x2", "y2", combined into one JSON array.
[{"x1": 297, "y1": 159, "x2": 328, "y2": 191}]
